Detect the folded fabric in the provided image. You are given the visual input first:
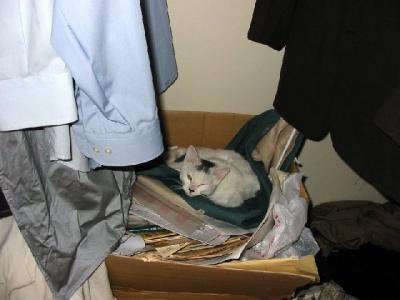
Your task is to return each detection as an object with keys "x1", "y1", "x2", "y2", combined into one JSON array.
[{"x1": 310, "y1": 200, "x2": 400, "y2": 256}]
